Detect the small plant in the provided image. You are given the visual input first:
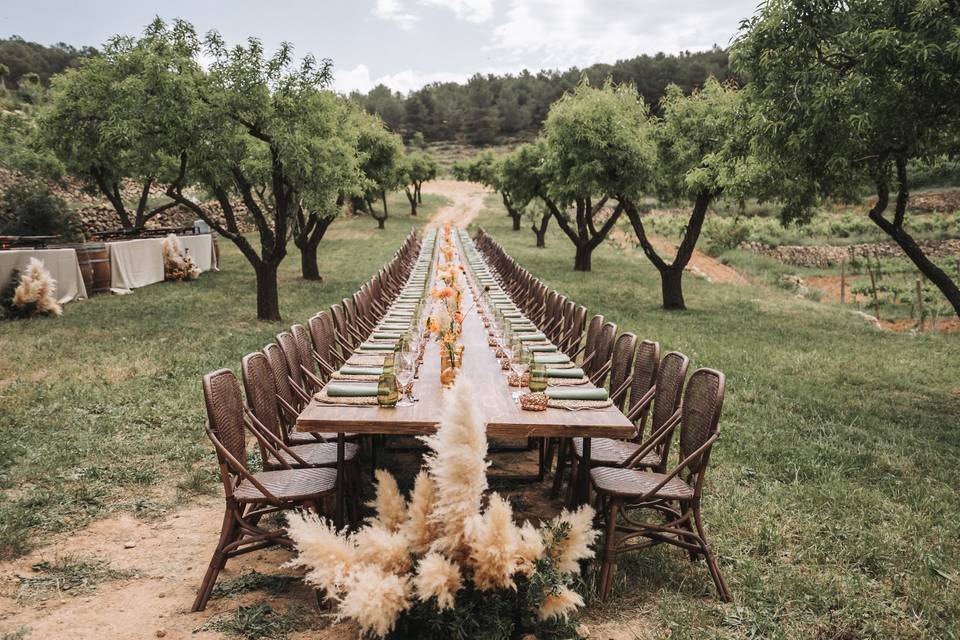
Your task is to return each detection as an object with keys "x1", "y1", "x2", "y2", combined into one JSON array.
[
  {"x1": 196, "y1": 603, "x2": 313, "y2": 640},
  {"x1": 211, "y1": 570, "x2": 299, "y2": 599},
  {"x1": 16, "y1": 555, "x2": 133, "y2": 601},
  {"x1": 0, "y1": 181, "x2": 79, "y2": 240}
]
